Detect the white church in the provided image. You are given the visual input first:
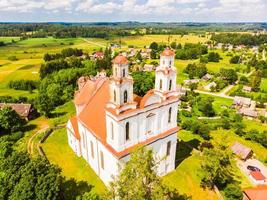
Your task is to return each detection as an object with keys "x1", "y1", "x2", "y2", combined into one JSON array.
[{"x1": 67, "y1": 48, "x2": 180, "y2": 185}]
